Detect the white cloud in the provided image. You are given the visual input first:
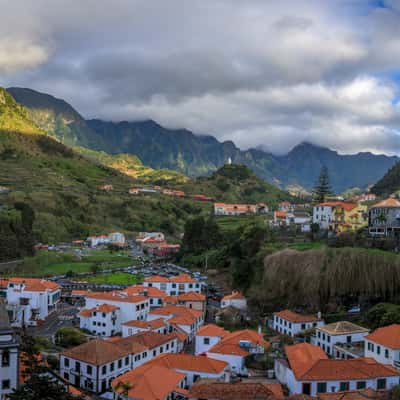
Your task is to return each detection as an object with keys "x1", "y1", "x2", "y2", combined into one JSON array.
[{"x1": 0, "y1": 0, "x2": 400, "y2": 155}]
